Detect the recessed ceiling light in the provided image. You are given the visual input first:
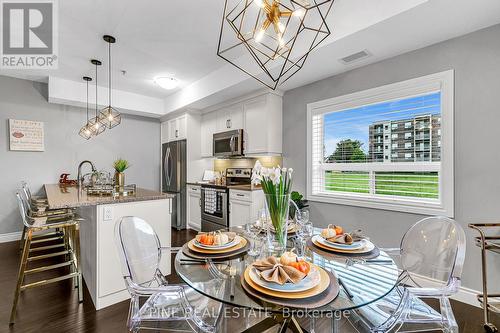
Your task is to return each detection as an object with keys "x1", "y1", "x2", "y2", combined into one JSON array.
[{"x1": 154, "y1": 77, "x2": 178, "y2": 90}]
